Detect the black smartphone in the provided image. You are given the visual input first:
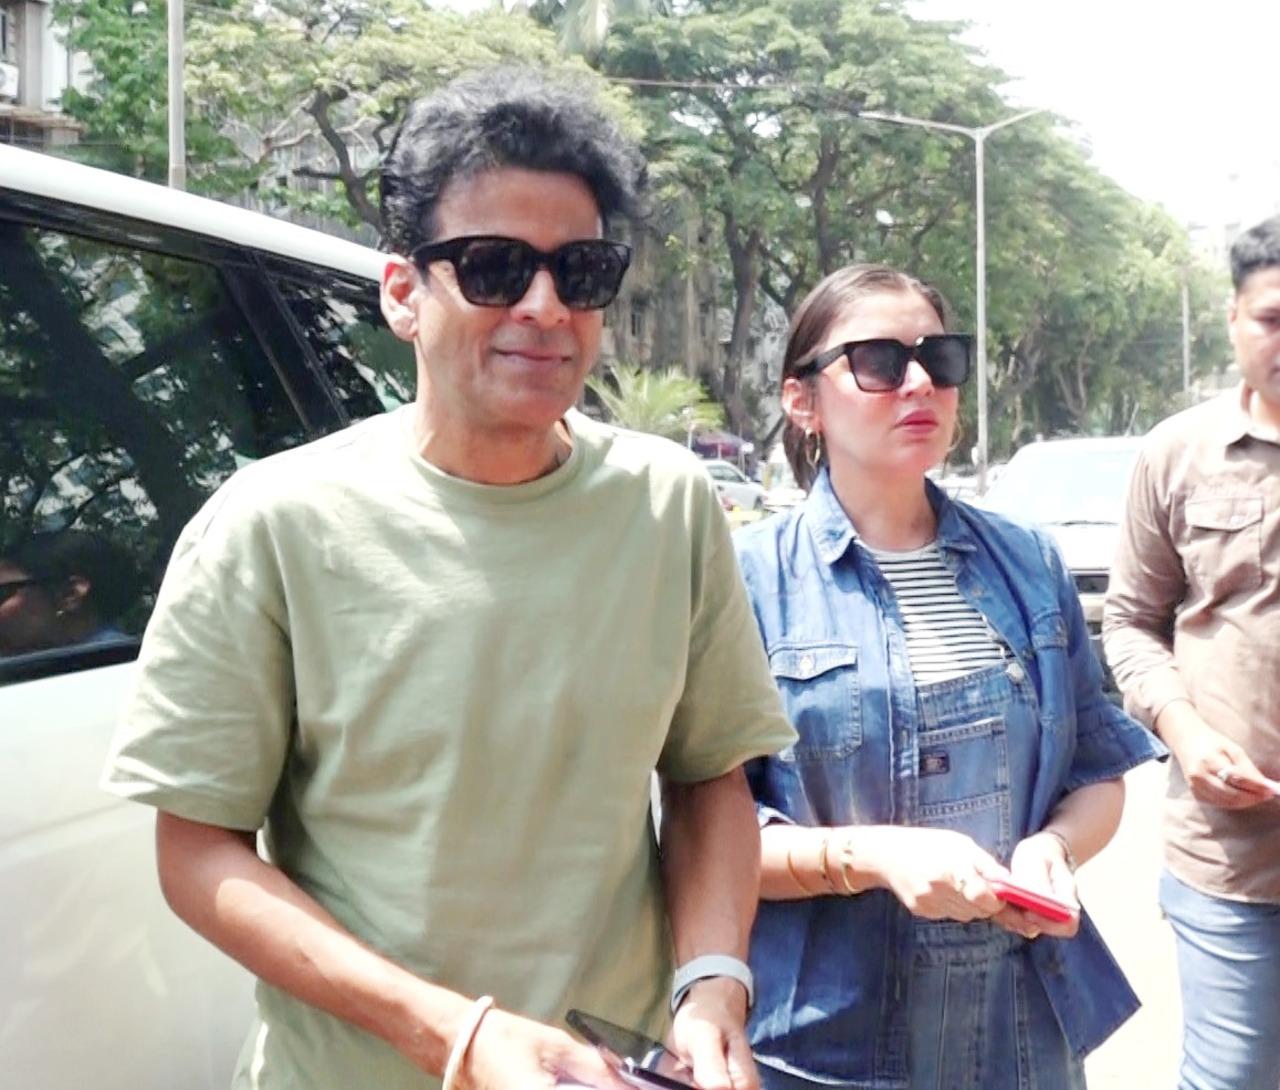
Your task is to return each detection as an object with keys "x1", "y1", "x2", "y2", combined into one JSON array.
[{"x1": 565, "y1": 1009, "x2": 698, "y2": 1090}]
